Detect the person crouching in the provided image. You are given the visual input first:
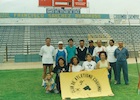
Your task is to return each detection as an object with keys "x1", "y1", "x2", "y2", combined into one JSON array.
[{"x1": 44, "y1": 73, "x2": 59, "y2": 94}]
